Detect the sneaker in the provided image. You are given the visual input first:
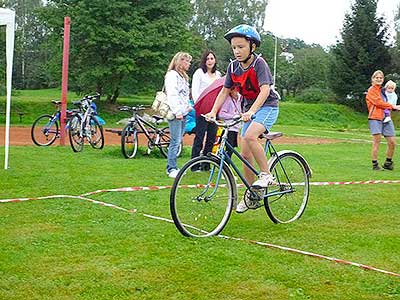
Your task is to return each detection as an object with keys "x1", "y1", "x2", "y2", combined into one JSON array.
[
  {"x1": 190, "y1": 166, "x2": 201, "y2": 172},
  {"x1": 382, "y1": 161, "x2": 394, "y2": 170},
  {"x1": 201, "y1": 163, "x2": 210, "y2": 171},
  {"x1": 372, "y1": 164, "x2": 382, "y2": 171},
  {"x1": 383, "y1": 116, "x2": 391, "y2": 123},
  {"x1": 252, "y1": 172, "x2": 276, "y2": 188},
  {"x1": 168, "y1": 169, "x2": 180, "y2": 178},
  {"x1": 236, "y1": 200, "x2": 249, "y2": 213}
]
